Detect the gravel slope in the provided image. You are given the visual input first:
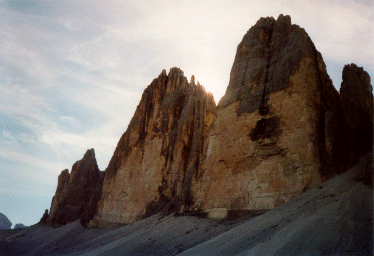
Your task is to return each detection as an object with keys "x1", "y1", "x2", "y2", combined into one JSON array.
[{"x1": 0, "y1": 153, "x2": 372, "y2": 256}]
